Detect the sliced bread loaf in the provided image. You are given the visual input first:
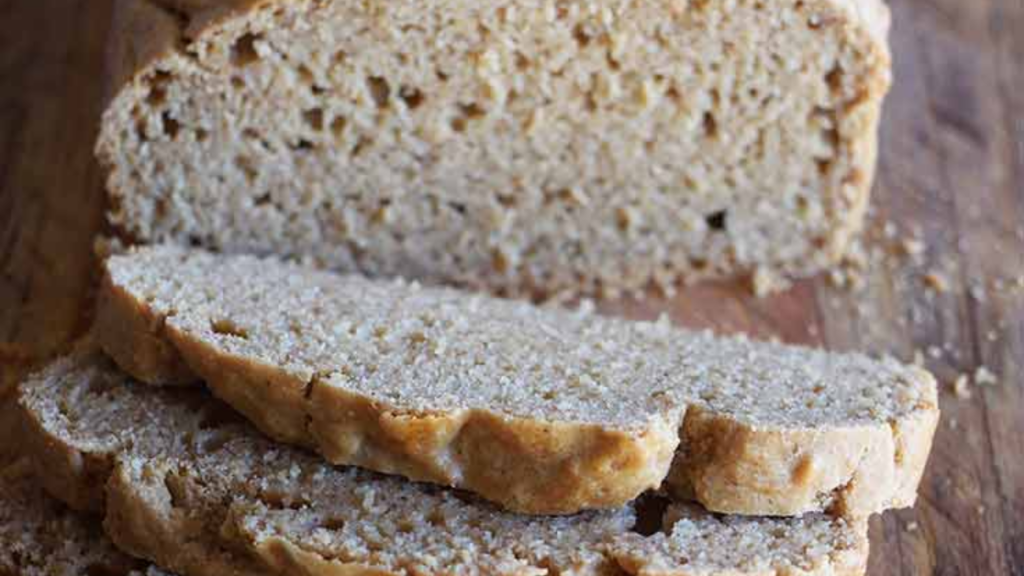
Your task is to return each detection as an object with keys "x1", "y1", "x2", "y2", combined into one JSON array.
[
  {"x1": 0, "y1": 458, "x2": 169, "y2": 576},
  {"x1": 98, "y1": 246, "x2": 939, "y2": 516},
  {"x1": 17, "y1": 349, "x2": 870, "y2": 576},
  {"x1": 98, "y1": 0, "x2": 890, "y2": 297}
]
